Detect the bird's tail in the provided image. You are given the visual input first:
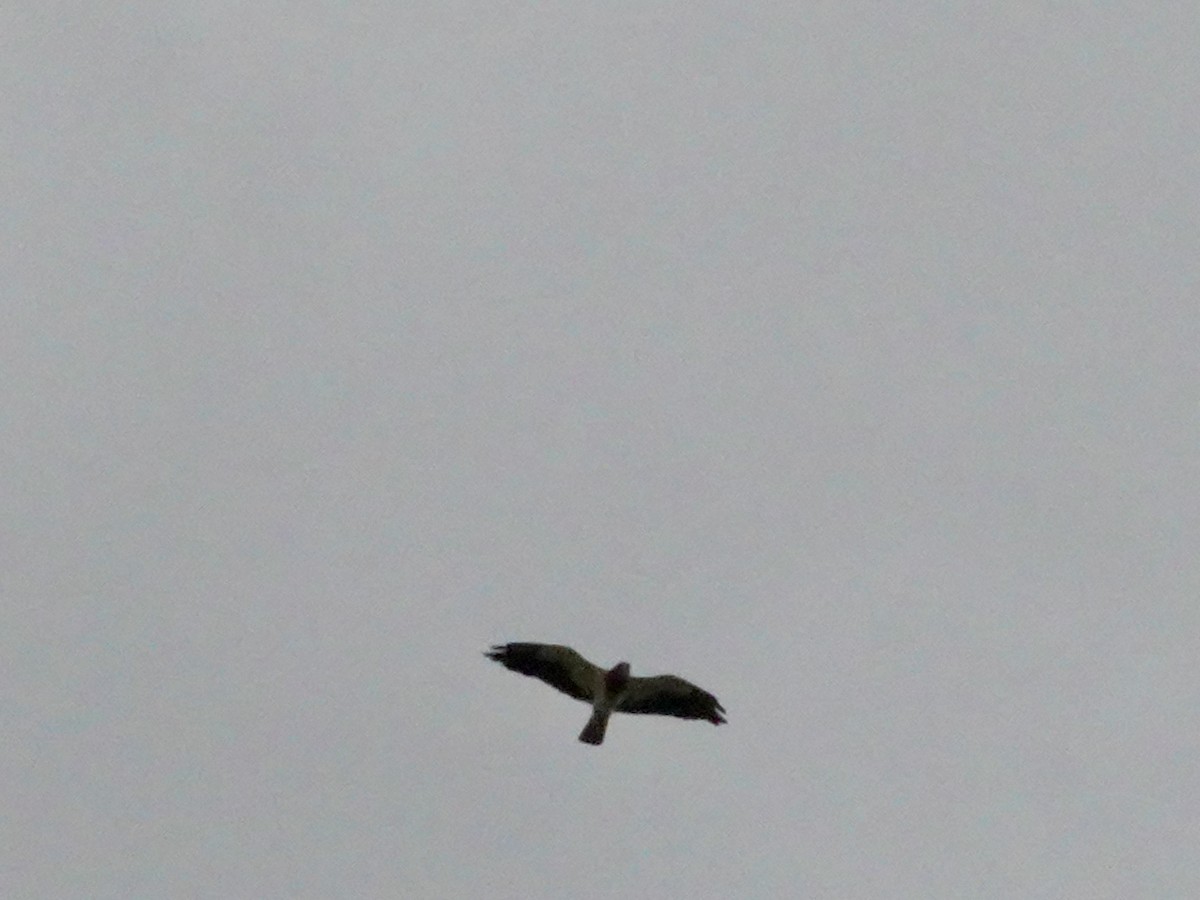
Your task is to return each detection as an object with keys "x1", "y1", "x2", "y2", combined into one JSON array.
[{"x1": 578, "y1": 708, "x2": 610, "y2": 745}]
